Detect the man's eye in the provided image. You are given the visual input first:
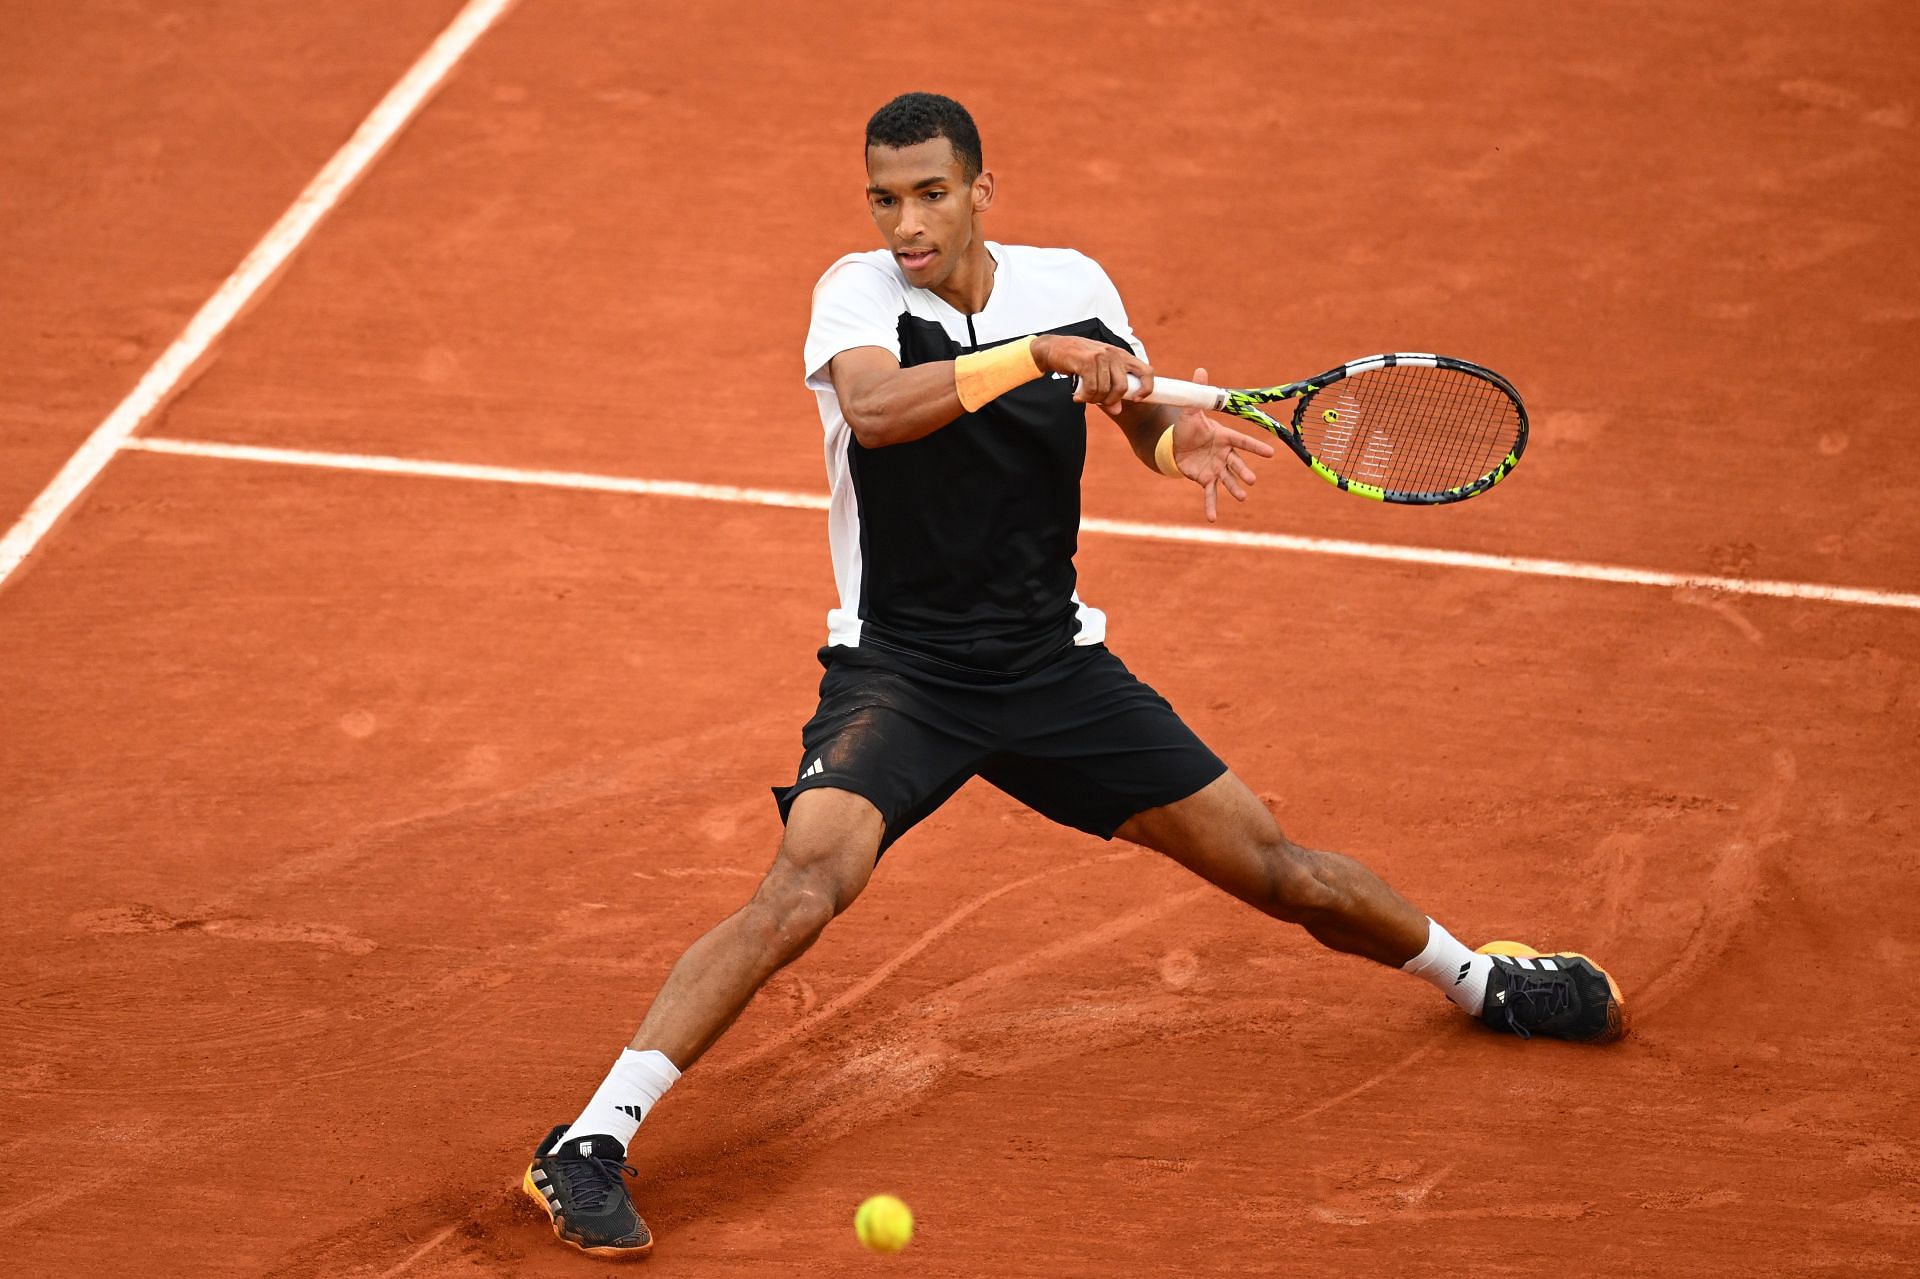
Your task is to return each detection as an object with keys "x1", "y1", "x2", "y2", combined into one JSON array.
[
  {"x1": 875, "y1": 197, "x2": 895, "y2": 208},
  {"x1": 925, "y1": 190, "x2": 944, "y2": 201}
]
